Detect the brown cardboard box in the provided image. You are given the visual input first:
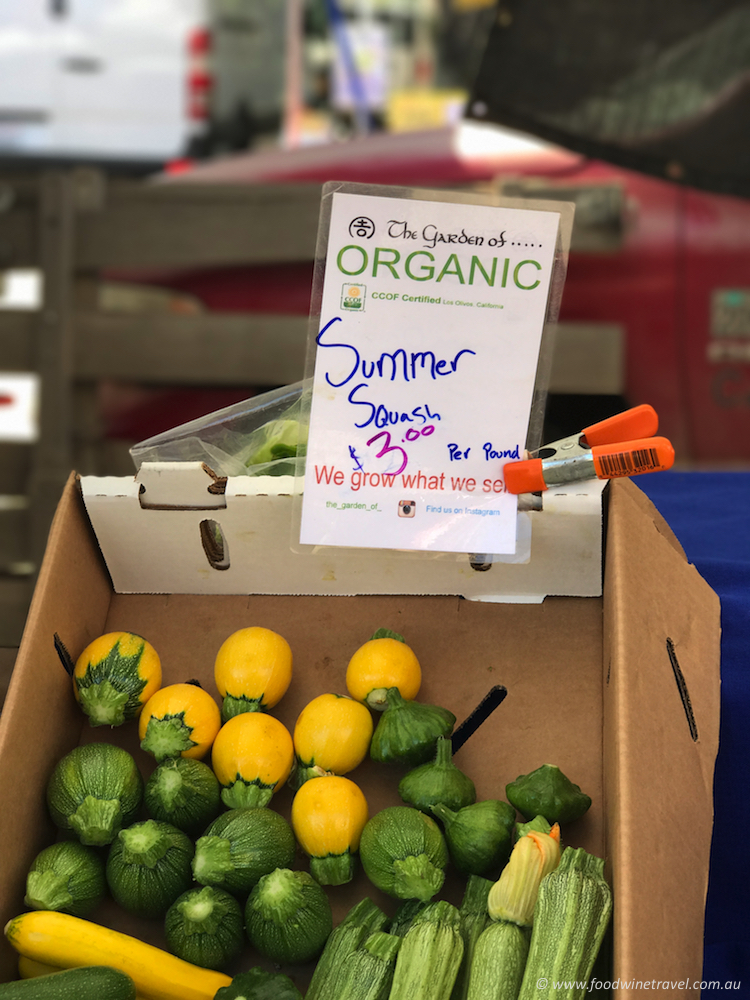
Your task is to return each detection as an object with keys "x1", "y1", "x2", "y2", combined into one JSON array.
[{"x1": 0, "y1": 473, "x2": 720, "y2": 996}]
